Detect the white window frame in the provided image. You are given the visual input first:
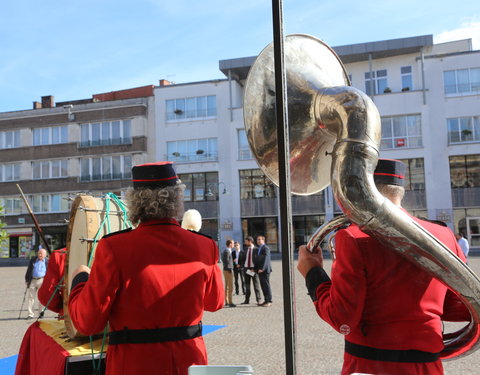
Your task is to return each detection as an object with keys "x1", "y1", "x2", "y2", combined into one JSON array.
[
  {"x1": 167, "y1": 138, "x2": 218, "y2": 162},
  {"x1": 80, "y1": 155, "x2": 132, "y2": 181},
  {"x1": 238, "y1": 129, "x2": 252, "y2": 160},
  {"x1": 401, "y1": 66, "x2": 413, "y2": 90},
  {"x1": 447, "y1": 116, "x2": 480, "y2": 144},
  {"x1": 79, "y1": 120, "x2": 132, "y2": 147},
  {"x1": 33, "y1": 126, "x2": 68, "y2": 146},
  {"x1": 0, "y1": 163, "x2": 21, "y2": 182},
  {"x1": 0, "y1": 130, "x2": 20, "y2": 149},
  {"x1": 444, "y1": 67, "x2": 480, "y2": 95},
  {"x1": 380, "y1": 115, "x2": 423, "y2": 150},
  {"x1": 32, "y1": 159, "x2": 68, "y2": 179},
  {"x1": 166, "y1": 95, "x2": 216, "y2": 122},
  {"x1": 364, "y1": 69, "x2": 388, "y2": 95}
]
